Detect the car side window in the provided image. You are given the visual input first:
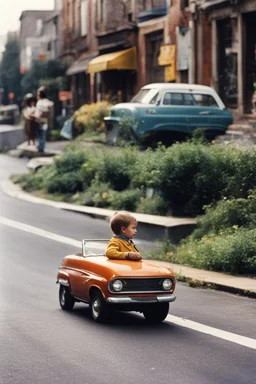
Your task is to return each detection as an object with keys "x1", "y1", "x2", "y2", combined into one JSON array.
[
  {"x1": 163, "y1": 93, "x2": 184, "y2": 106},
  {"x1": 149, "y1": 92, "x2": 159, "y2": 104},
  {"x1": 193, "y1": 94, "x2": 218, "y2": 107}
]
